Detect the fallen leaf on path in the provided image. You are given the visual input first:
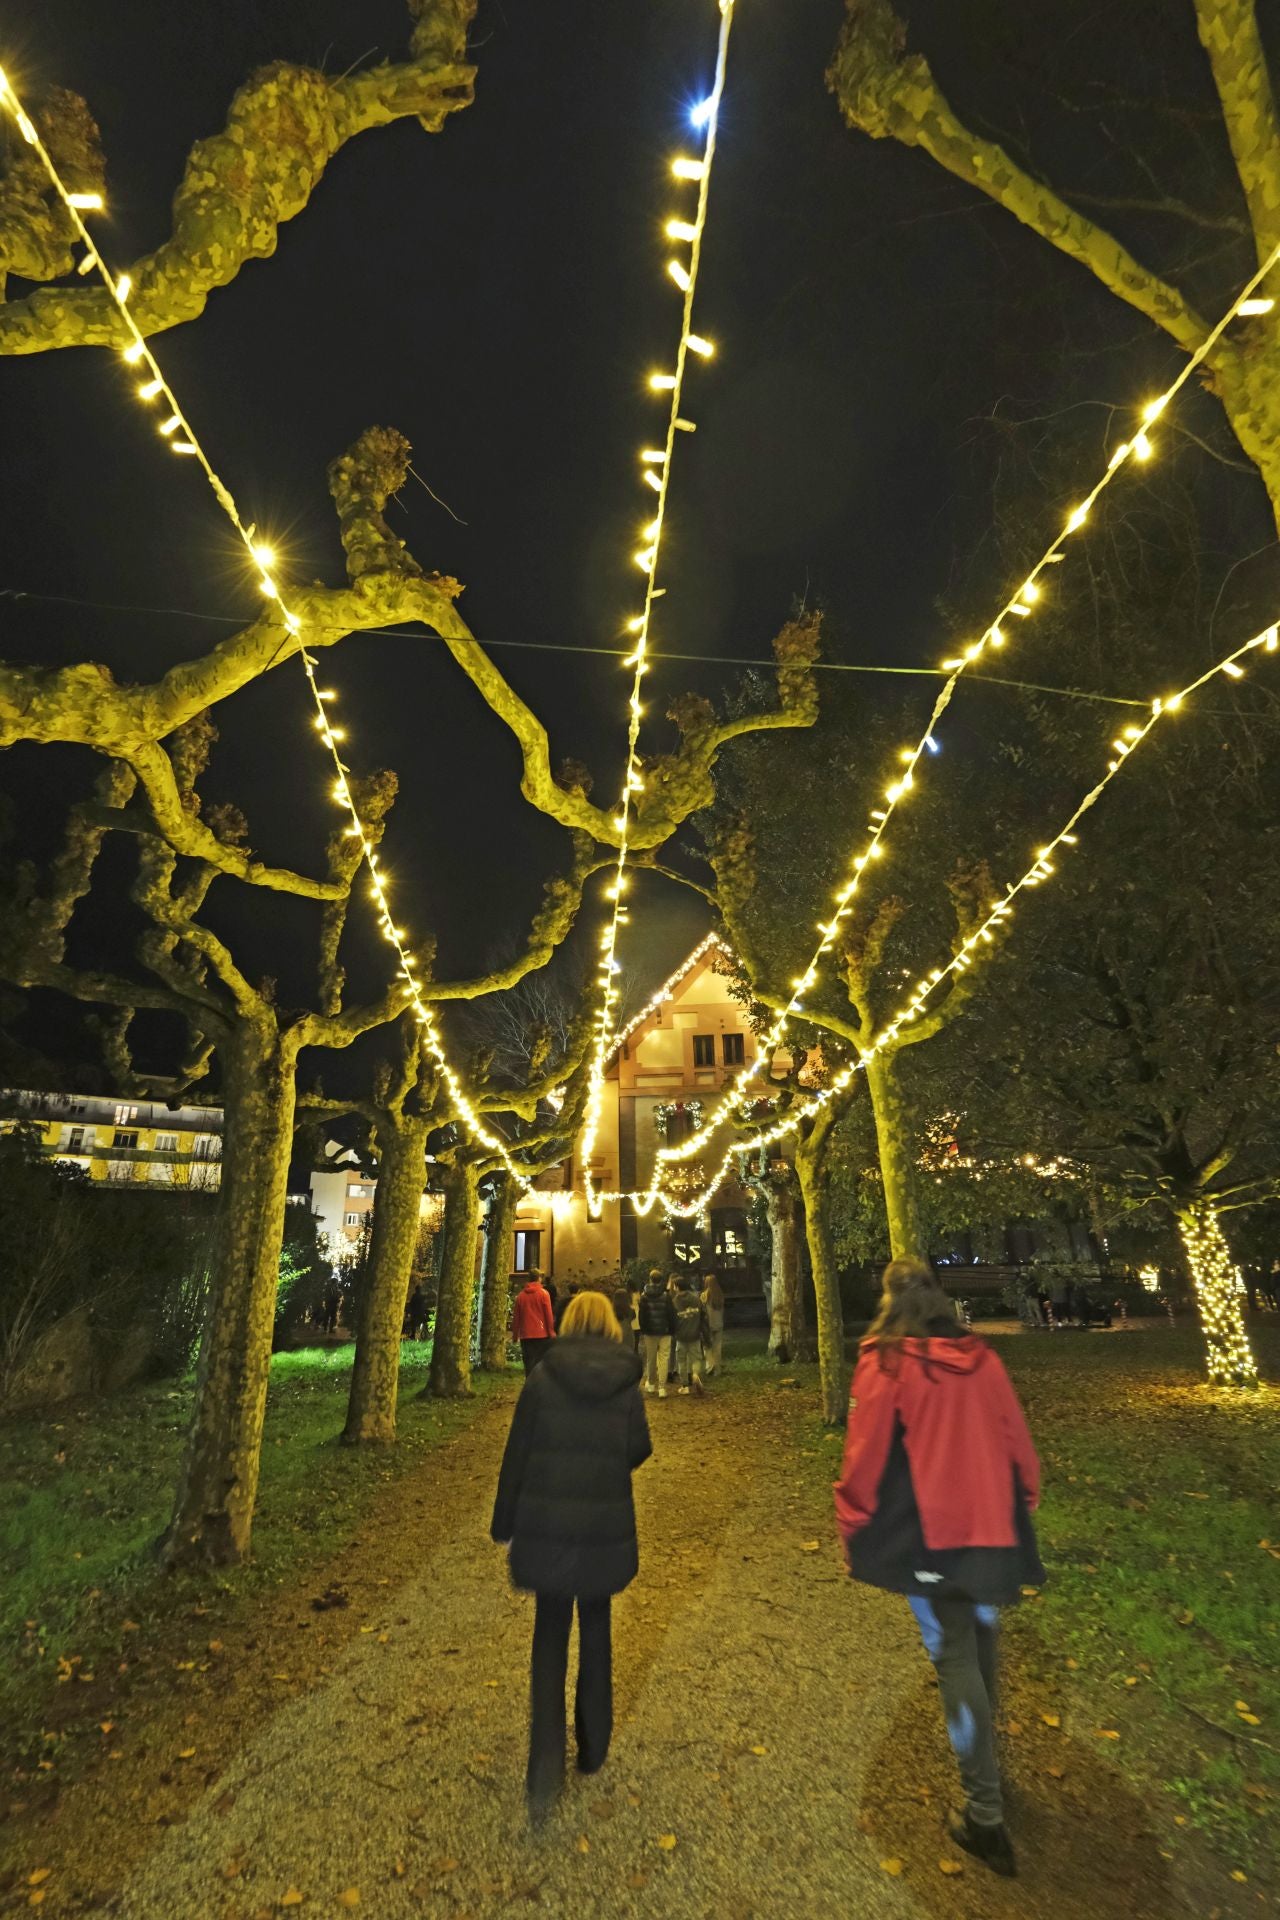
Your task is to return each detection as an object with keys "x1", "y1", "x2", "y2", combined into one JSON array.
[
  {"x1": 938, "y1": 1858, "x2": 964, "y2": 1875},
  {"x1": 879, "y1": 1858, "x2": 904, "y2": 1876},
  {"x1": 656, "y1": 1834, "x2": 677, "y2": 1850}
]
